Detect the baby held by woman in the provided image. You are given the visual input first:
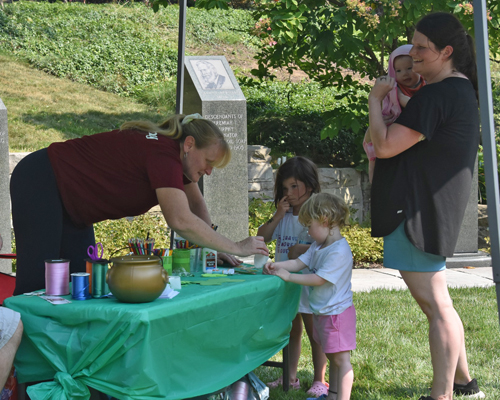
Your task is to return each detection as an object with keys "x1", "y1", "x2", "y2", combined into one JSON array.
[{"x1": 364, "y1": 44, "x2": 426, "y2": 181}]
